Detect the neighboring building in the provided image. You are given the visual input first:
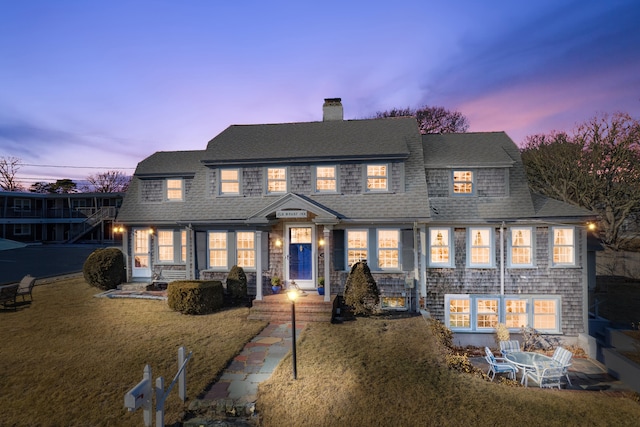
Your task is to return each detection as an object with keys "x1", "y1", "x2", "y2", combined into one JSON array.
[
  {"x1": 116, "y1": 98, "x2": 596, "y2": 345},
  {"x1": 0, "y1": 191, "x2": 123, "y2": 244}
]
